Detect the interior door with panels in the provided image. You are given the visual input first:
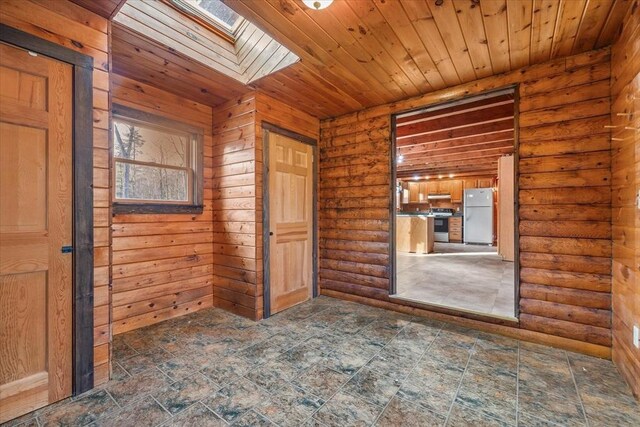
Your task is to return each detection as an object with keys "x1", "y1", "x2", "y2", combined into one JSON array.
[
  {"x1": 0, "y1": 42, "x2": 73, "y2": 423},
  {"x1": 268, "y1": 132, "x2": 314, "y2": 314}
]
